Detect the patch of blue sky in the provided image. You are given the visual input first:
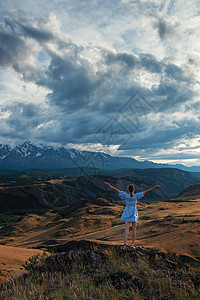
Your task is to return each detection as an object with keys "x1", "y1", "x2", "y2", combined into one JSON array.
[
  {"x1": 37, "y1": 50, "x2": 50, "y2": 66},
  {"x1": 0, "y1": 71, "x2": 6, "y2": 89},
  {"x1": 0, "y1": 15, "x2": 4, "y2": 22},
  {"x1": 121, "y1": 29, "x2": 140, "y2": 42},
  {"x1": 166, "y1": 0, "x2": 176, "y2": 16}
]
